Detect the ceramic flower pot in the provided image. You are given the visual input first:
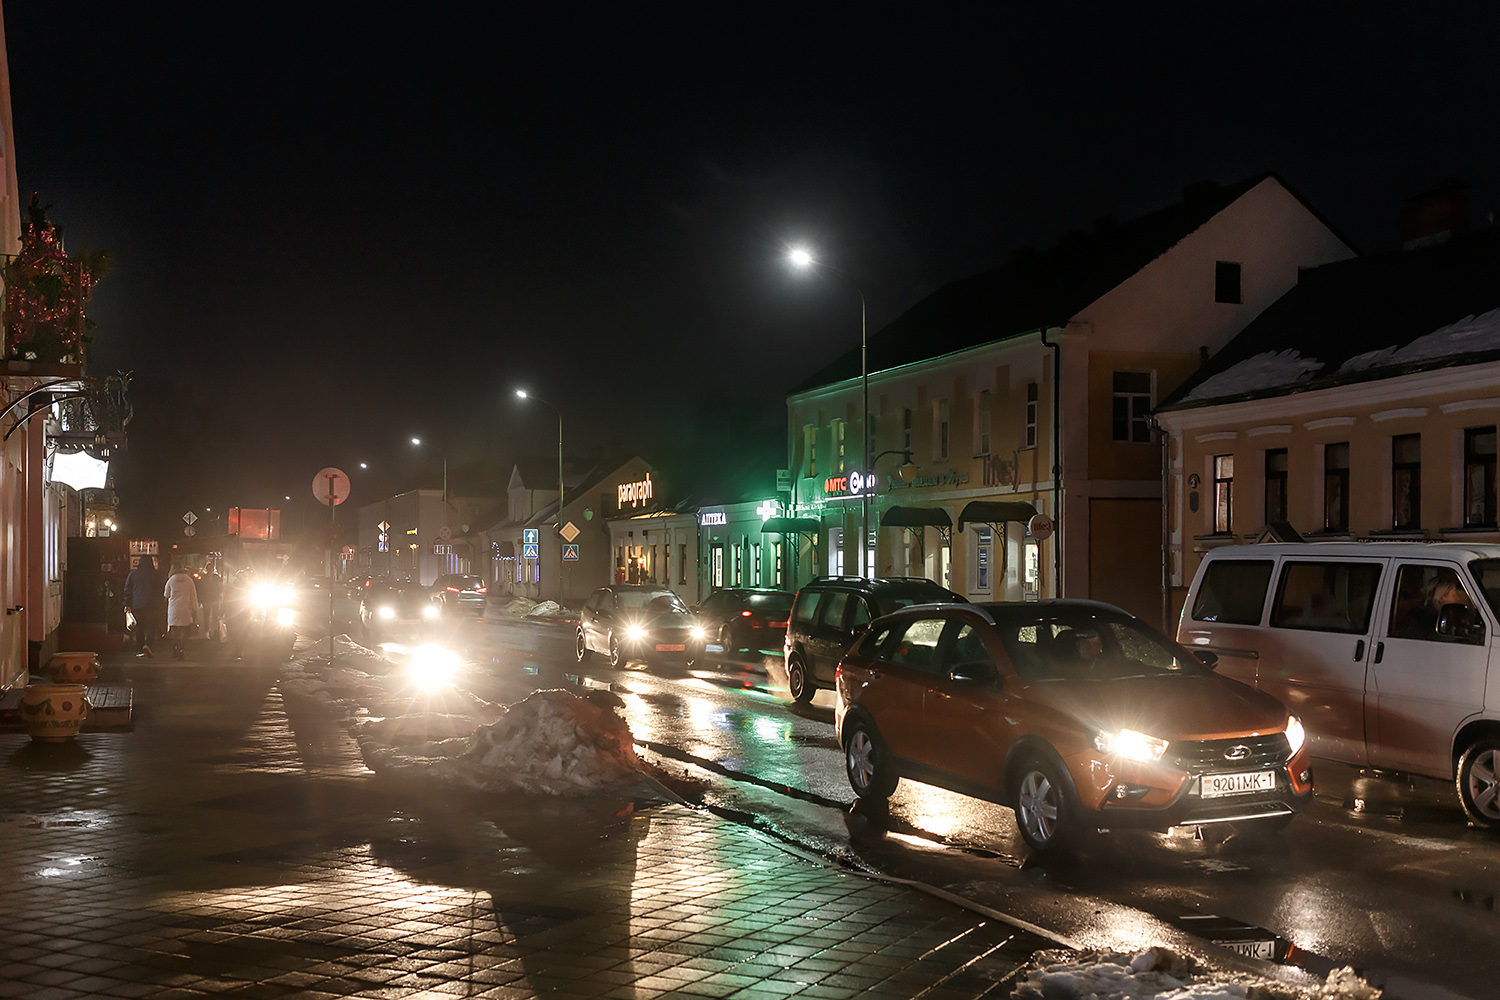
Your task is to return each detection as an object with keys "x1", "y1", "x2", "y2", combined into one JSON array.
[
  {"x1": 19, "y1": 683, "x2": 91, "y2": 743},
  {"x1": 47, "y1": 651, "x2": 100, "y2": 684}
]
